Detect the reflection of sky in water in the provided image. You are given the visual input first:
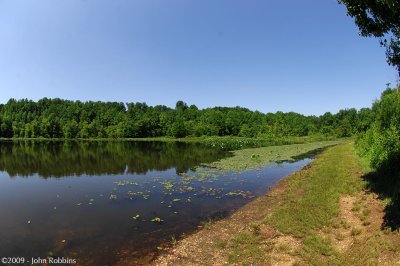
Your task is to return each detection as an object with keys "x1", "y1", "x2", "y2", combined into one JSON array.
[{"x1": 0, "y1": 142, "x2": 313, "y2": 265}]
